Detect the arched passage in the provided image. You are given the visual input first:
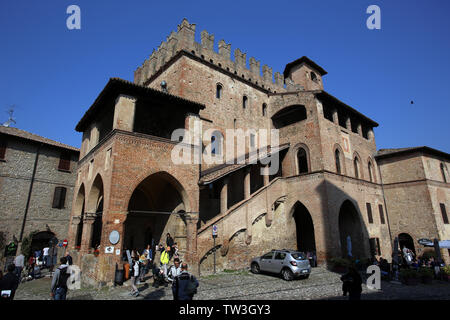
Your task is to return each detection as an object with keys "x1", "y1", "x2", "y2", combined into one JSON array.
[
  {"x1": 399, "y1": 233, "x2": 416, "y2": 255},
  {"x1": 338, "y1": 200, "x2": 365, "y2": 258},
  {"x1": 125, "y1": 172, "x2": 188, "y2": 253},
  {"x1": 292, "y1": 202, "x2": 316, "y2": 253},
  {"x1": 31, "y1": 231, "x2": 55, "y2": 253},
  {"x1": 88, "y1": 174, "x2": 104, "y2": 249},
  {"x1": 74, "y1": 184, "x2": 85, "y2": 247}
]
